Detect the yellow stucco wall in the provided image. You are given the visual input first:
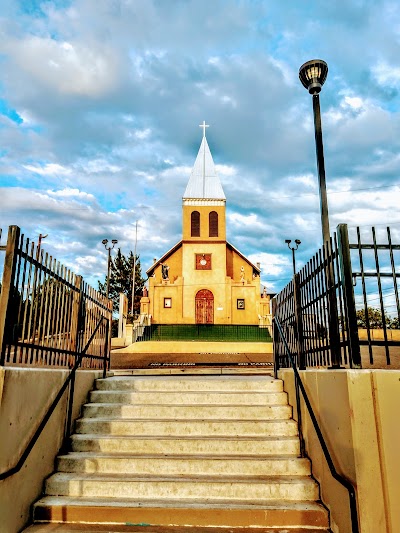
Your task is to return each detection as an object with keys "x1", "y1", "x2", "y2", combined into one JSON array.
[
  {"x1": 0, "y1": 367, "x2": 102, "y2": 533},
  {"x1": 149, "y1": 241, "x2": 262, "y2": 324},
  {"x1": 279, "y1": 369, "x2": 400, "y2": 533}
]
